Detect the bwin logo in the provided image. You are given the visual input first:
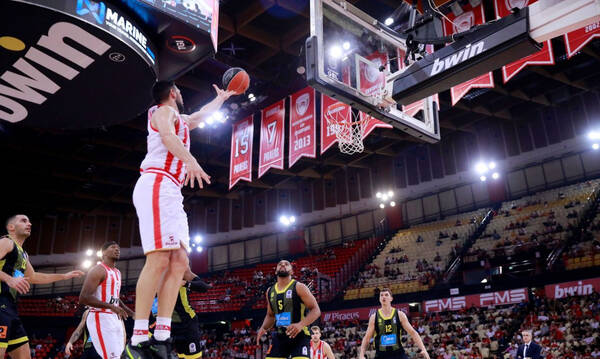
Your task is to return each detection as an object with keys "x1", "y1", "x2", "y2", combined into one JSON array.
[
  {"x1": 76, "y1": 0, "x2": 106, "y2": 25},
  {"x1": 430, "y1": 41, "x2": 485, "y2": 76}
]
